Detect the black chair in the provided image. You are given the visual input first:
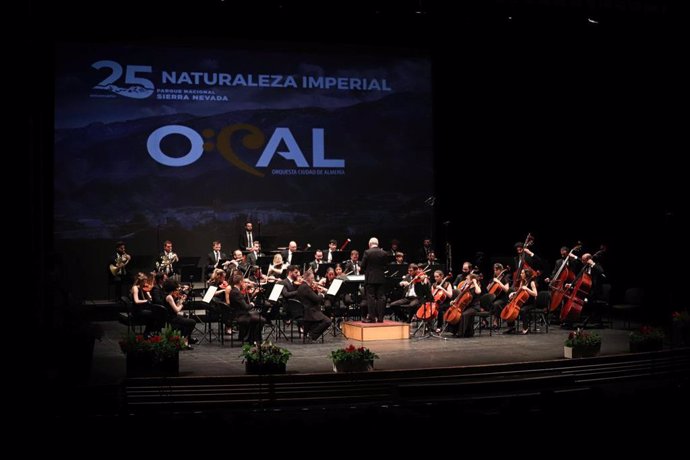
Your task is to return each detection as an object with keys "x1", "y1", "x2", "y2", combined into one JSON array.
[
  {"x1": 612, "y1": 287, "x2": 643, "y2": 329},
  {"x1": 527, "y1": 291, "x2": 551, "y2": 333},
  {"x1": 591, "y1": 283, "x2": 613, "y2": 328},
  {"x1": 476, "y1": 294, "x2": 495, "y2": 336},
  {"x1": 284, "y1": 299, "x2": 305, "y2": 342}
]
